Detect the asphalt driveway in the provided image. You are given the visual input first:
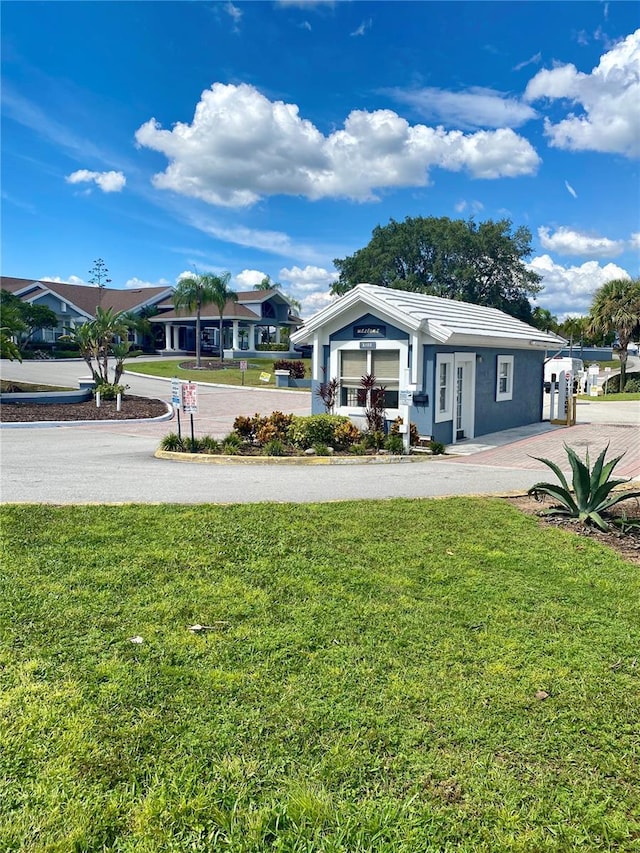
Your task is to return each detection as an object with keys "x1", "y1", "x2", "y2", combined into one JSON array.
[{"x1": 1, "y1": 358, "x2": 638, "y2": 504}]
